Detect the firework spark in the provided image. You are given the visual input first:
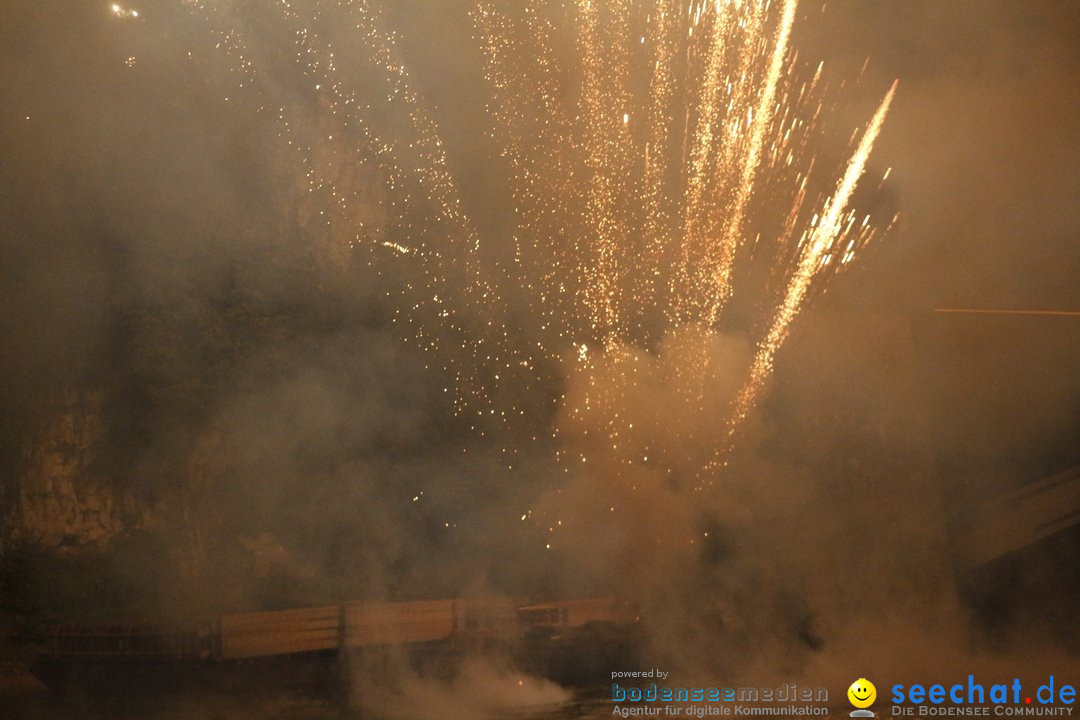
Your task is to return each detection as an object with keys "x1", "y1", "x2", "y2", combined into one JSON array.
[{"x1": 110, "y1": 3, "x2": 139, "y2": 19}]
